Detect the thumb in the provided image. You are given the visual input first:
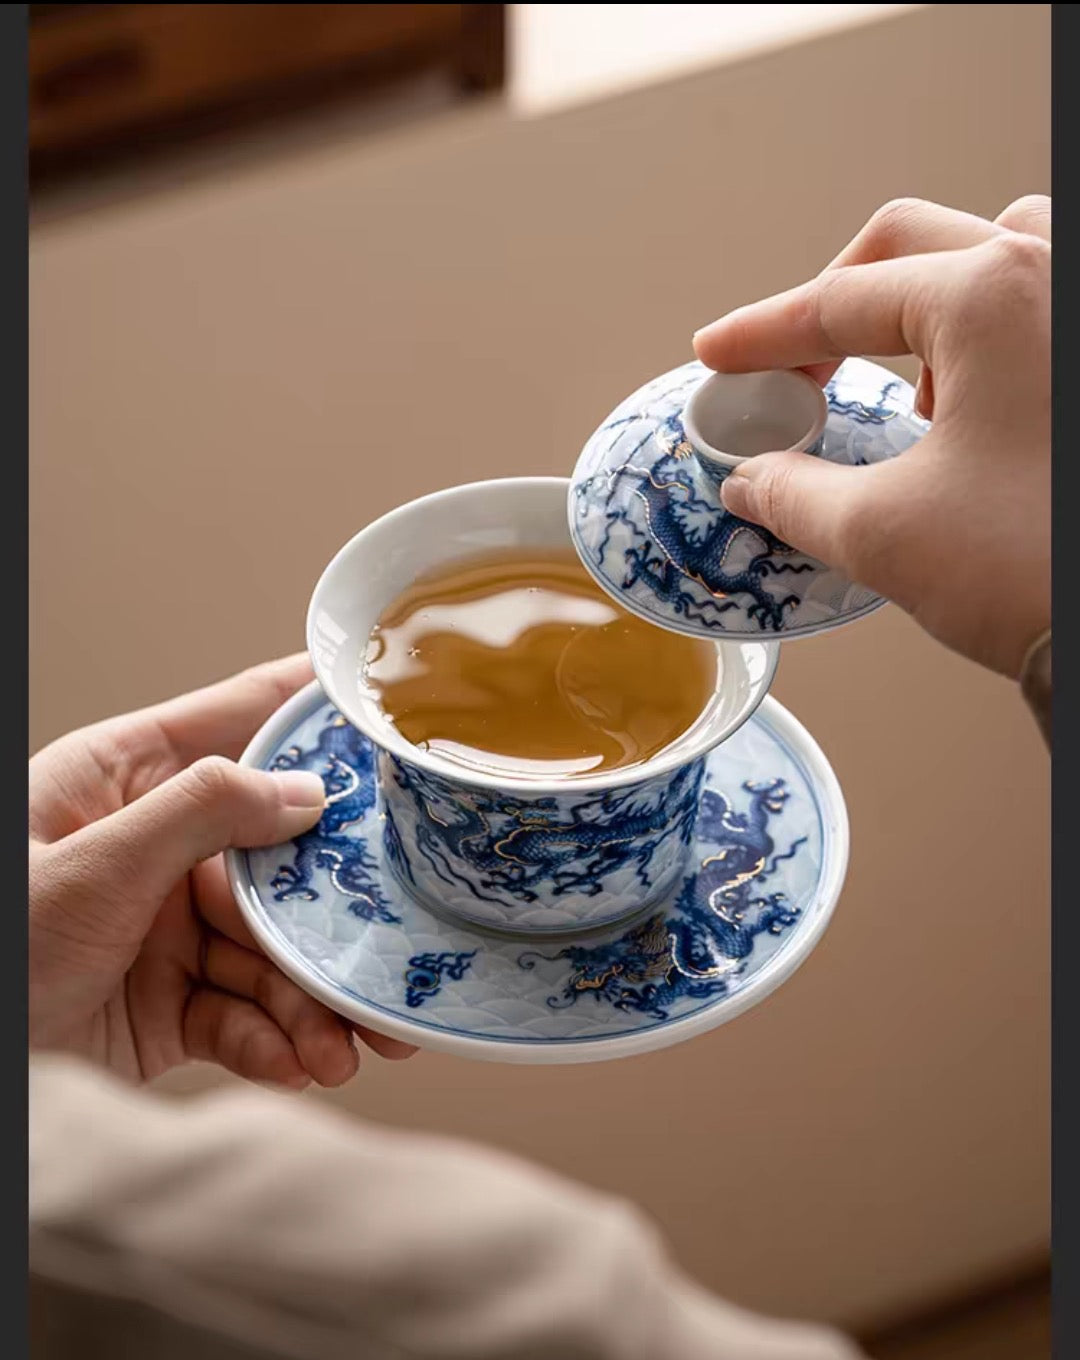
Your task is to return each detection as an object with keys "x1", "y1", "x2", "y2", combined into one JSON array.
[
  {"x1": 62, "y1": 757, "x2": 326, "y2": 914},
  {"x1": 718, "y1": 450, "x2": 872, "y2": 569}
]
